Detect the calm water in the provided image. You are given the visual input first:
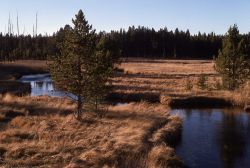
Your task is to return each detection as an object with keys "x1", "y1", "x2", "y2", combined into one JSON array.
[
  {"x1": 18, "y1": 73, "x2": 76, "y2": 98},
  {"x1": 172, "y1": 109, "x2": 250, "y2": 168}
]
